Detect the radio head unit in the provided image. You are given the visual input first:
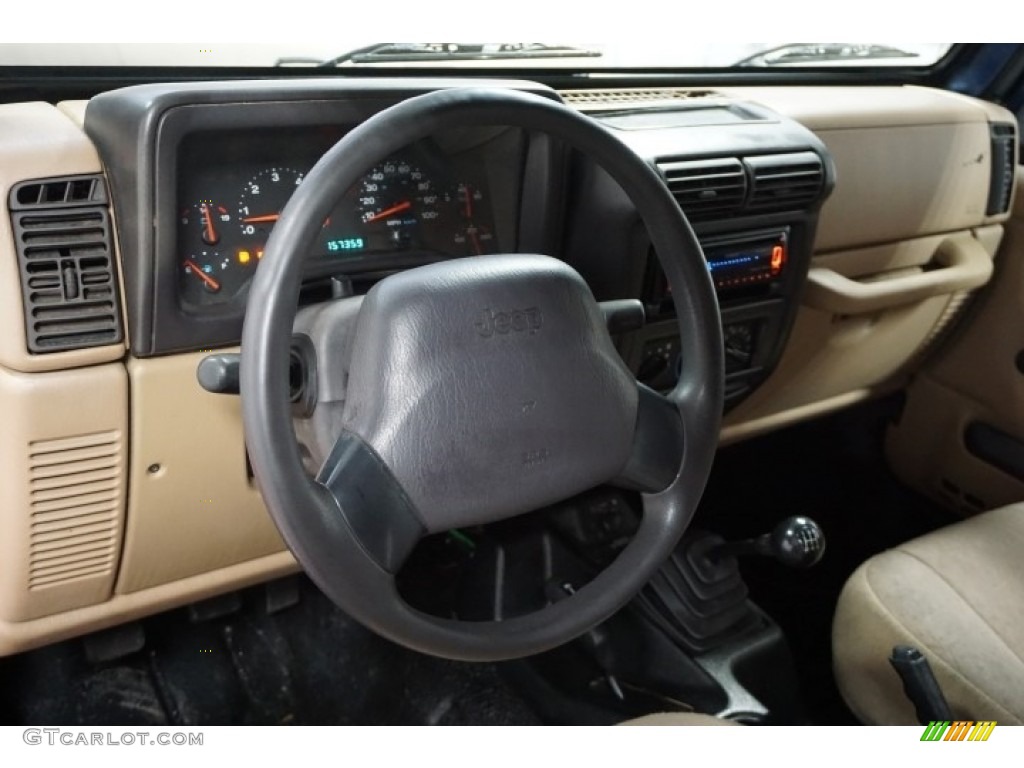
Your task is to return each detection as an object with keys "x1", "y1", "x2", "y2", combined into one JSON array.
[
  {"x1": 645, "y1": 228, "x2": 790, "y2": 318},
  {"x1": 705, "y1": 230, "x2": 788, "y2": 293}
]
